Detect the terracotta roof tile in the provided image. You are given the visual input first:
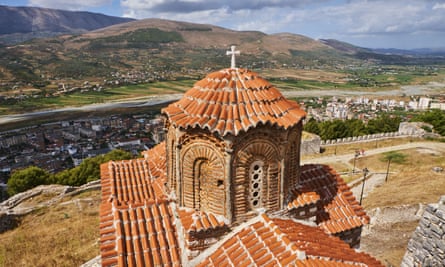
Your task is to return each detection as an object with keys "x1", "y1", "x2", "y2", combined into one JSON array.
[
  {"x1": 195, "y1": 213, "x2": 382, "y2": 267},
  {"x1": 195, "y1": 214, "x2": 302, "y2": 266},
  {"x1": 100, "y1": 143, "x2": 183, "y2": 267},
  {"x1": 109, "y1": 201, "x2": 180, "y2": 266},
  {"x1": 162, "y1": 68, "x2": 306, "y2": 136},
  {"x1": 288, "y1": 189, "x2": 321, "y2": 209},
  {"x1": 177, "y1": 208, "x2": 228, "y2": 235},
  {"x1": 293, "y1": 164, "x2": 370, "y2": 235},
  {"x1": 272, "y1": 217, "x2": 383, "y2": 266}
]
